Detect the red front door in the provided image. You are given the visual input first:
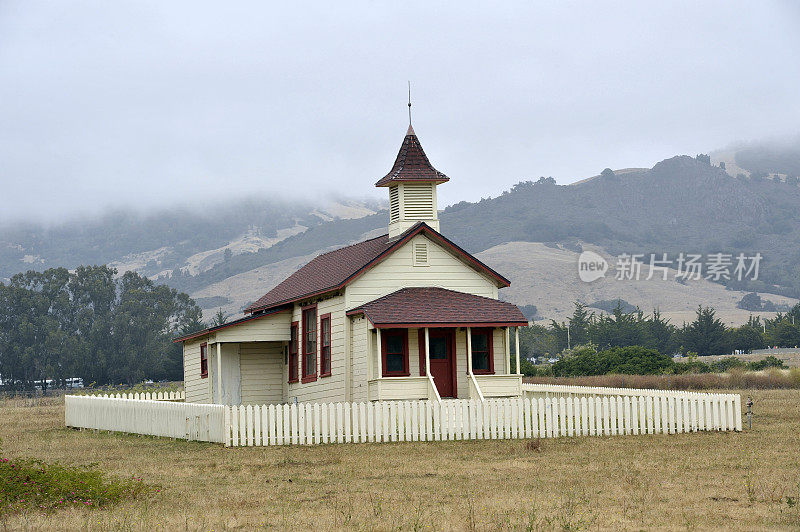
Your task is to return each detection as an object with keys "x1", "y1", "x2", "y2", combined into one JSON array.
[{"x1": 428, "y1": 329, "x2": 456, "y2": 398}]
